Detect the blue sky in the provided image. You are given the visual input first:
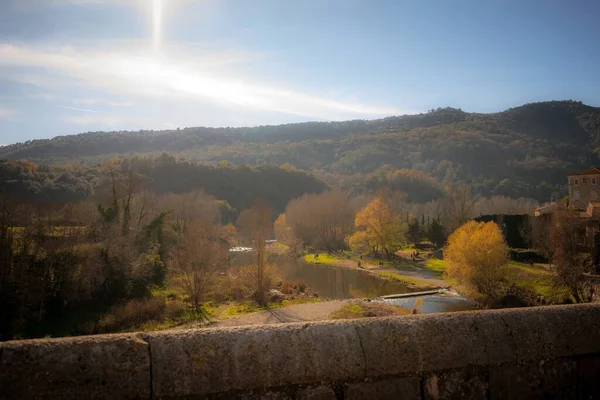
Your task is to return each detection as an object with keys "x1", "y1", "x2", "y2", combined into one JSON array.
[{"x1": 1, "y1": 0, "x2": 599, "y2": 144}]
